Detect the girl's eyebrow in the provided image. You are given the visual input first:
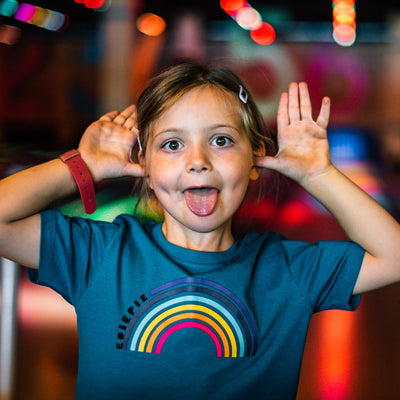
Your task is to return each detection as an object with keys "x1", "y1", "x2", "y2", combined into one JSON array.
[
  {"x1": 208, "y1": 124, "x2": 239, "y2": 132},
  {"x1": 153, "y1": 124, "x2": 241, "y2": 138},
  {"x1": 152, "y1": 128, "x2": 185, "y2": 138}
]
